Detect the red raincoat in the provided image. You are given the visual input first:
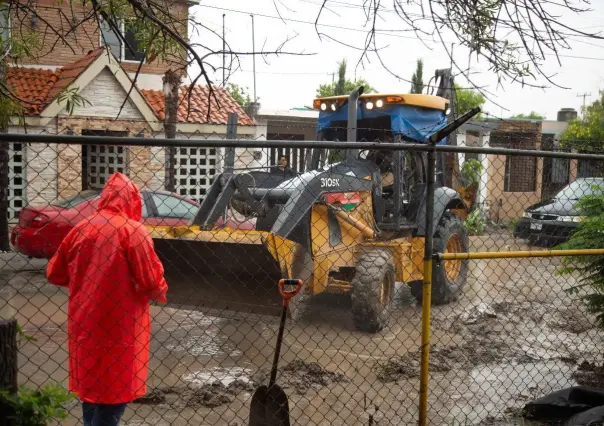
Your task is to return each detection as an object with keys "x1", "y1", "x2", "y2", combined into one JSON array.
[{"x1": 47, "y1": 173, "x2": 168, "y2": 404}]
